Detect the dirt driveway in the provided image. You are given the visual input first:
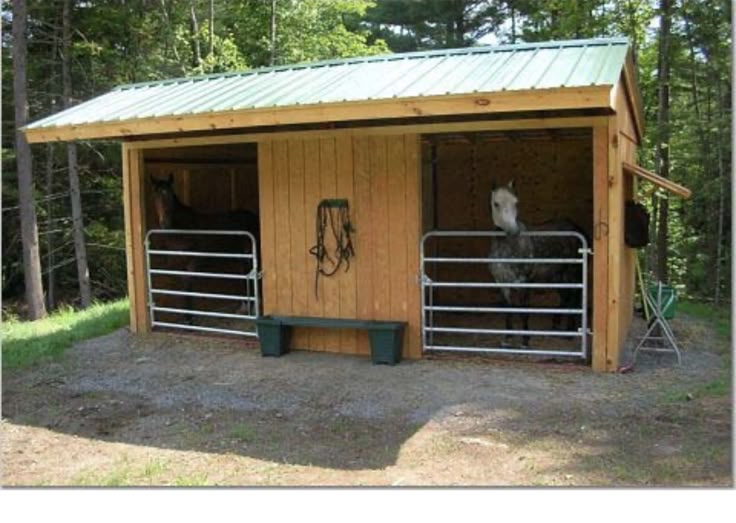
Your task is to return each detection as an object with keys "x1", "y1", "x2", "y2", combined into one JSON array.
[{"x1": 2, "y1": 315, "x2": 731, "y2": 486}]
